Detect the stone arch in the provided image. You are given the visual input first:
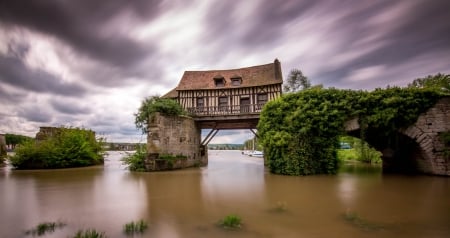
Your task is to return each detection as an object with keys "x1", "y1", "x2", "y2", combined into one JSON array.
[{"x1": 345, "y1": 97, "x2": 450, "y2": 176}]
